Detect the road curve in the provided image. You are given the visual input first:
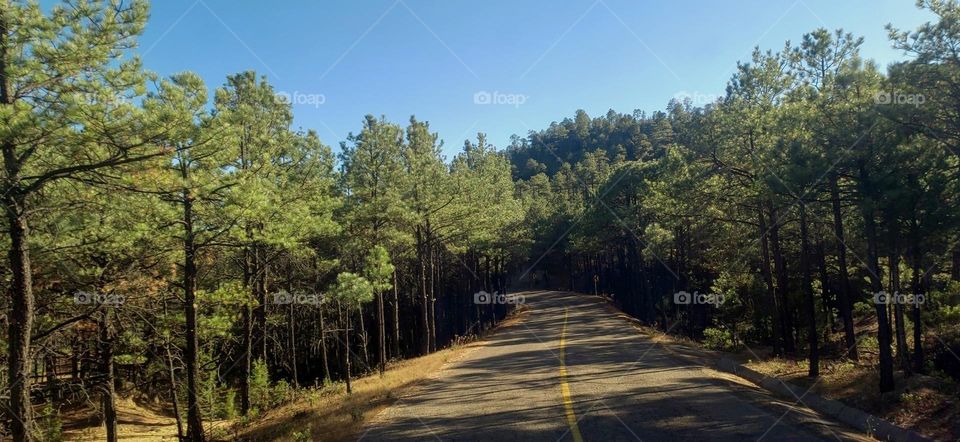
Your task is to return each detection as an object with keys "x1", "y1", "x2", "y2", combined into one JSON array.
[{"x1": 359, "y1": 291, "x2": 868, "y2": 442}]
